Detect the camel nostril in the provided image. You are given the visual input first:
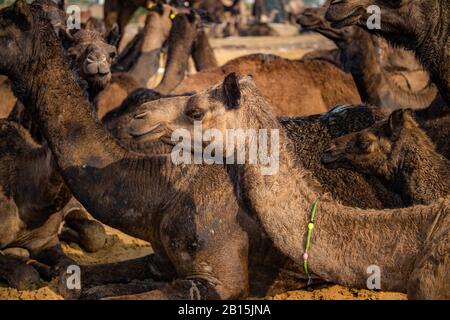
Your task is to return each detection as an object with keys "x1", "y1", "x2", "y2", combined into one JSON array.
[{"x1": 330, "y1": 0, "x2": 344, "y2": 5}]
